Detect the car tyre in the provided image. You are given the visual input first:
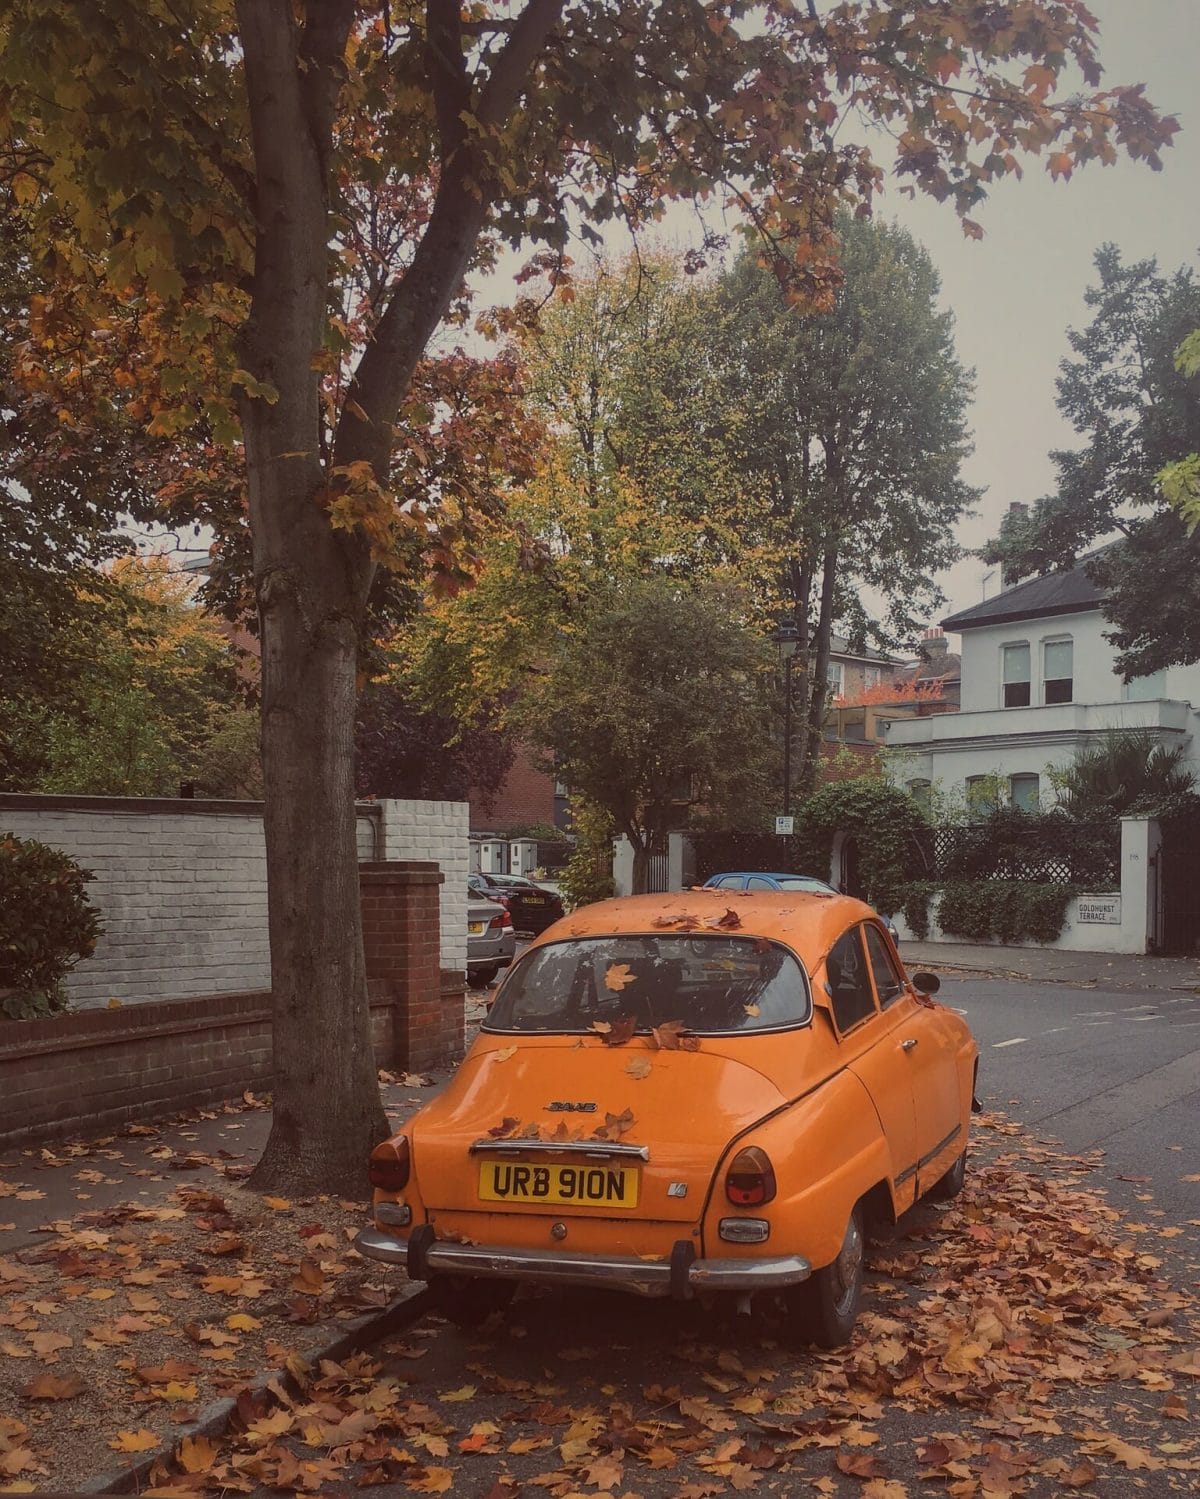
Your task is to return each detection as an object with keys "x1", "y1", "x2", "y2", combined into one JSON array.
[
  {"x1": 785, "y1": 1202, "x2": 865, "y2": 1349},
  {"x1": 430, "y1": 1275, "x2": 515, "y2": 1328},
  {"x1": 929, "y1": 1147, "x2": 967, "y2": 1201},
  {"x1": 467, "y1": 965, "x2": 498, "y2": 990}
]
